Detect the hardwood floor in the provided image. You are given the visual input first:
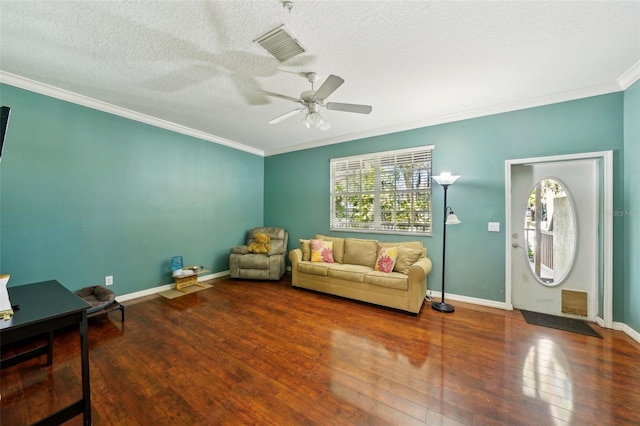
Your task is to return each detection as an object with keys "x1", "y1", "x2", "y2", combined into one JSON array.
[{"x1": 2, "y1": 275, "x2": 639, "y2": 425}]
